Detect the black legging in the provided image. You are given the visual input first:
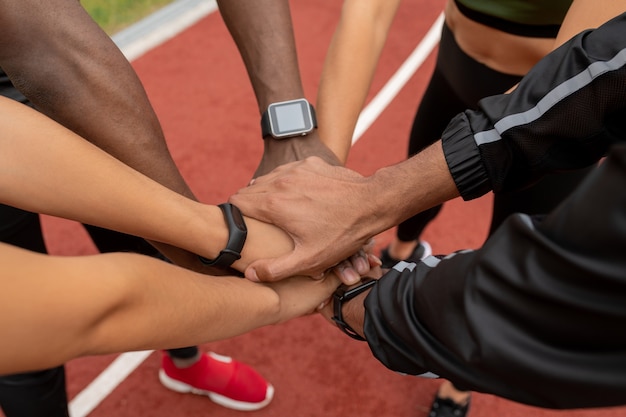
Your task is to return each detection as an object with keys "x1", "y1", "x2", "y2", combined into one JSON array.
[
  {"x1": 0, "y1": 72, "x2": 198, "y2": 417},
  {"x1": 396, "y1": 23, "x2": 593, "y2": 242}
]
